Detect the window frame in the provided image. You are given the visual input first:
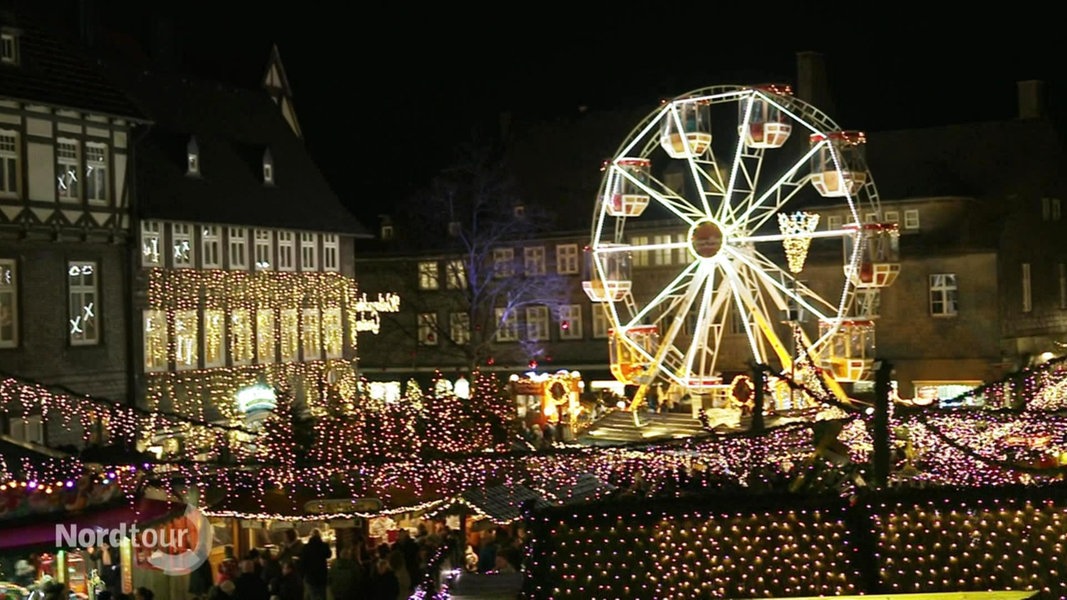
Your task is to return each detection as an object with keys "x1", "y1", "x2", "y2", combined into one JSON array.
[
  {"x1": 277, "y1": 231, "x2": 295, "y2": 271},
  {"x1": 450, "y1": 311, "x2": 470, "y2": 345},
  {"x1": 143, "y1": 309, "x2": 168, "y2": 372},
  {"x1": 904, "y1": 209, "x2": 920, "y2": 230},
  {"x1": 85, "y1": 141, "x2": 109, "y2": 206},
  {"x1": 0, "y1": 129, "x2": 20, "y2": 198},
  {"x1": 141, "y1": 220, "x2": 162, "y2": 267},
  {"x1": 67, "y1": 260, "x2": 99, "y2": 346},
  {"x1": 929, "y1": 273, "x2": 958, "y2": 317},
  {"x1": 418, "y1": 261, "x2": 440, "y2": 290},
  {"x1": 417, "y1": 312, "x2": 439, "y2": 346},
  {"x1": 495, "y1": 308, "x2": 519, "y2": 342},
  {"x1": 322, "y1": 234, "x2": 339, "y2": 272},
  {"x1": 525, "y1": 305, "x2": 550, "y2": 341},
  {"x1": 558, "y1": 304, "x2": 583, "y2": 340},
  {"x1": 1021, "y1": 262, "x2": 1032, "y2": 313},
  {"x1": 493, "y1": 247, "x2": 515, "y2": 278},
  {"x1": 445, "y1": 259, "x2": 467, "y2": 290},
  {"x1": 556, "y1": 243, "x2": 579, "y2": 275},
  {"x1": 592, "y1": 304, "x2": 610, "y2": 339},
  {"x1": 201, "y1": 225, "x2": 221, "y2": 269},
  {"x1": 0, "y1": 258, "x2": 17, "y2": 348},
  {"x1": 173, "y1": 309, "x2": 199, "y2": 370},
  {"x1": 254, "y1": 229, "x2": 273, "y2": 271},
  {"x1": 228, "y1": 227, "x2": 248, "y2": 270},
  {"x1": 202, "y1": 308, "x2": 226, "y2": 369},
  {"x1": 0, "y1": 32, "x2": 19, "y2": 65},
  {"x1": 300, "y1": 232, "x2": 318, "y2": 271},
  {"x1": 524, "y1": 246, "x2": 546, "y2": 276},
  {"x1": 301, "y1": 307, "x2": 321, "y2": 361},
  {"x1": 171, "y1": 223, "x2": 194, "y2": 268},
  {"x1": 56, "y1": 138, "x2": 80, "y2": 203}
]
